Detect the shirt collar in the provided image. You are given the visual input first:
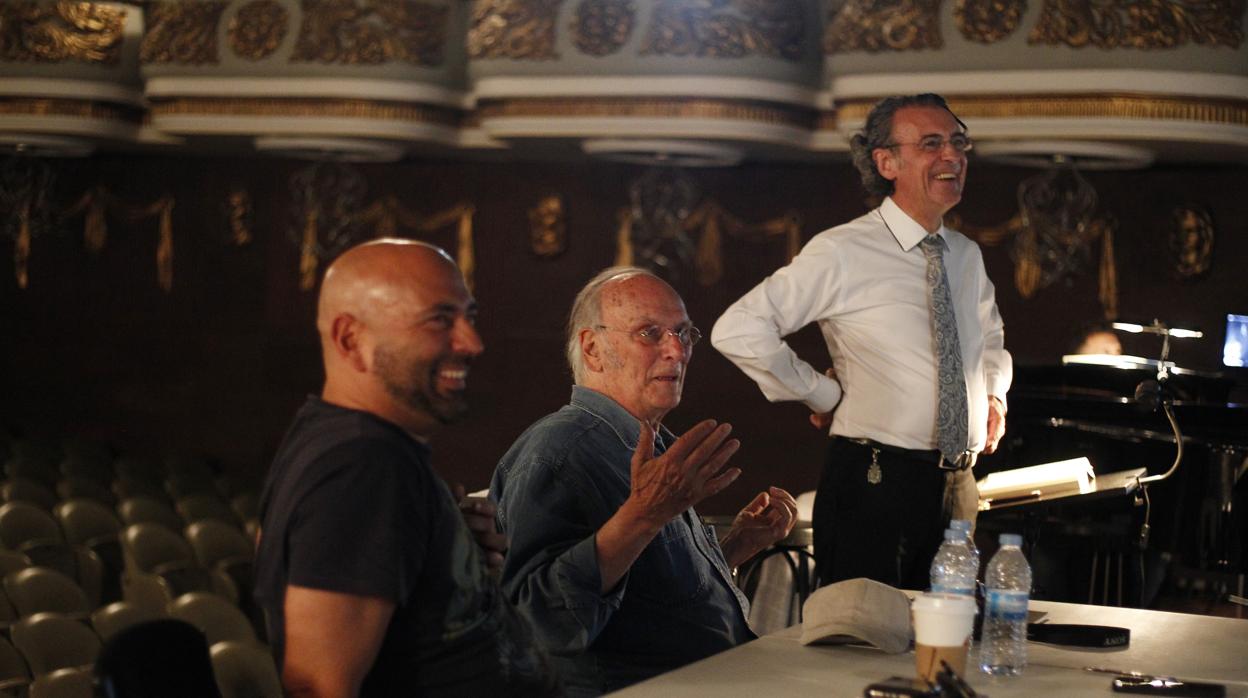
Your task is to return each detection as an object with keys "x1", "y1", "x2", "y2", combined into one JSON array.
[
  {"x1": 880, "y1": 196, "x2": 948, "y2": 252},
  {"x1": 570, "y1": 385, "x2": 672, "y2": 453}
]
